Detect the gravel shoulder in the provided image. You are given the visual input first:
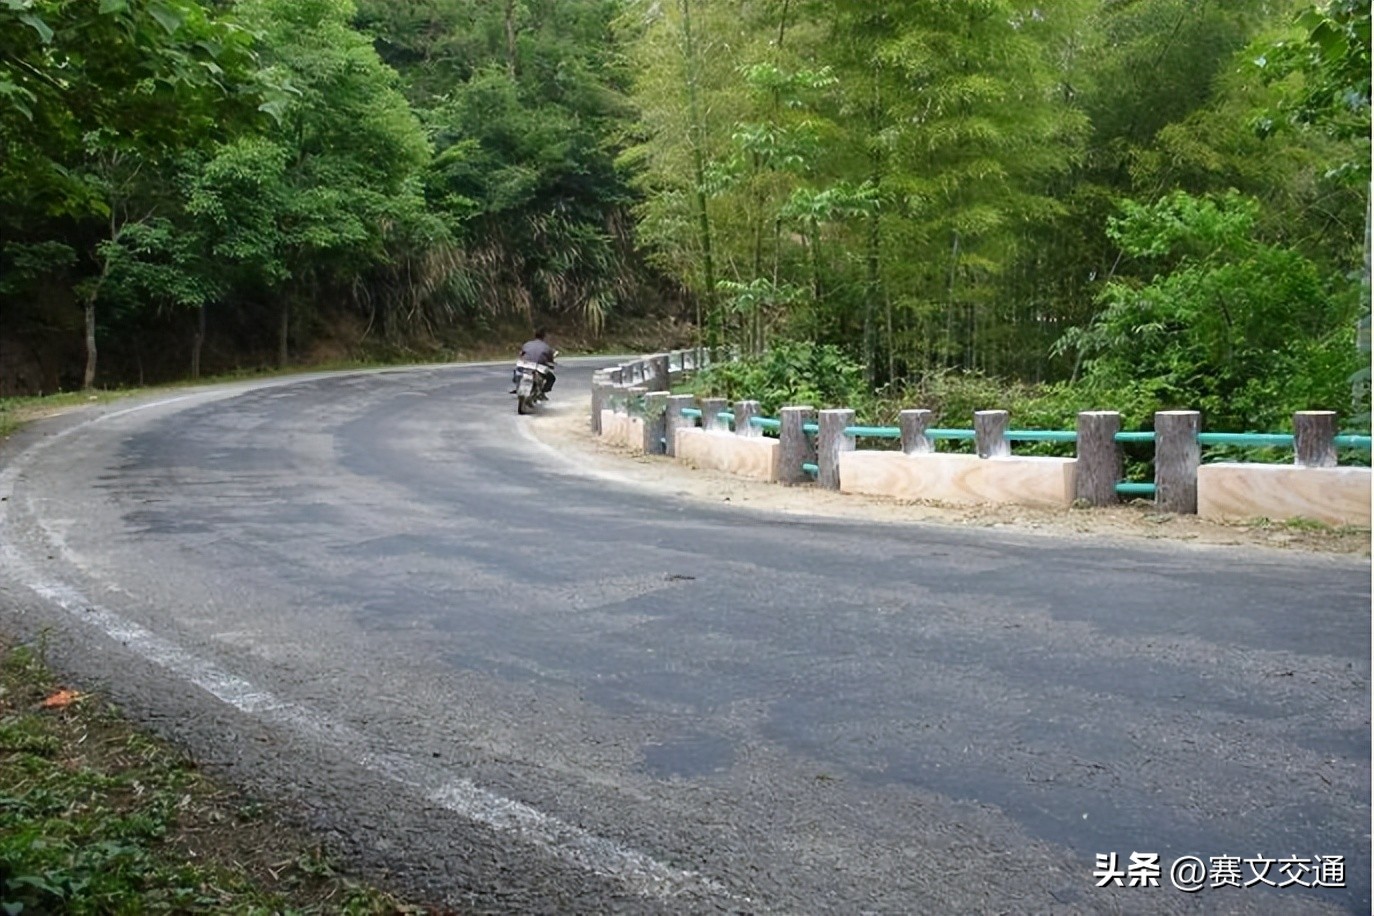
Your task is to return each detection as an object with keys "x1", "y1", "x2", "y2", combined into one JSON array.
[{"x1": 529, "y1": 395, "x2": 1372, "y2": 558}]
